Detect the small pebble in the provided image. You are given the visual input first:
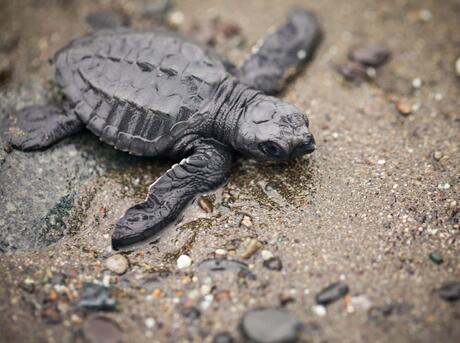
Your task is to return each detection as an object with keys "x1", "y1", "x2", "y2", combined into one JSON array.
[
  {"x1": 145, "y1": 317, "x2": 156, "y2": 329},
  {"x1": 311, "y1": 304, "x2": 327, "y2": 317},
  {"x1": 240, "y1": 214, "x2": 253, "y2": 228},
  {"x1": 167, "y1": 11, "x2": 185, "y2": 29},
  {"x1": 418, "y1": 9, "x2": 432, "y2": 22},
  {"x1": 240, "y1": 308, "x2": 303, "y2": 343},
  {"x1": 105, "y1": 254, "x2": 129, "y2": 275},
  {"x1": 396, "y1": 99, "x2": 412, "y2": 116},
  {"x1": 260, "y1": 250, "x2": 274, "y2": 261},
  {"x1": 82, "y1": 316, "x2": 122, "y2": 343},
  {"x1": 198, "y1": 196, "x2": 213, "y2": 213},
  {"x1": 315, "y1": 281, "x2": 350, "y2": 306},
  {"x1": 433, "y1": 151, "x2": 443, "y2": 161},
  {"x1": 348, "y1": 44, "x2": 391, "y2": 67},
  {"x1": 215, "y1": 248, "x2": 227, "y2": 256},
  {"x1": 412, "y1": 78, "x2": 422, "y2": 89},
  {"x1": 263, "y1": 257, "x2": 283, "y2": 271},
  {"x1": 350, "y1": 295, "x2": 372, "y2": 311},
  {"x1": 240, "y1": 238, "x2": 263, "y2": 259},
  {"x1": 177, "y1": 254, "x2": 192, "y2": 269},
  {"x1": 337, "y1": 61, "x2": 368, "y2": 82},
  {"x1": 429, "y1": 251, "x2": 444, "y2": 265},
  {"x1": 434, "y1": 282, "x2": 460, "y2": 302}
]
